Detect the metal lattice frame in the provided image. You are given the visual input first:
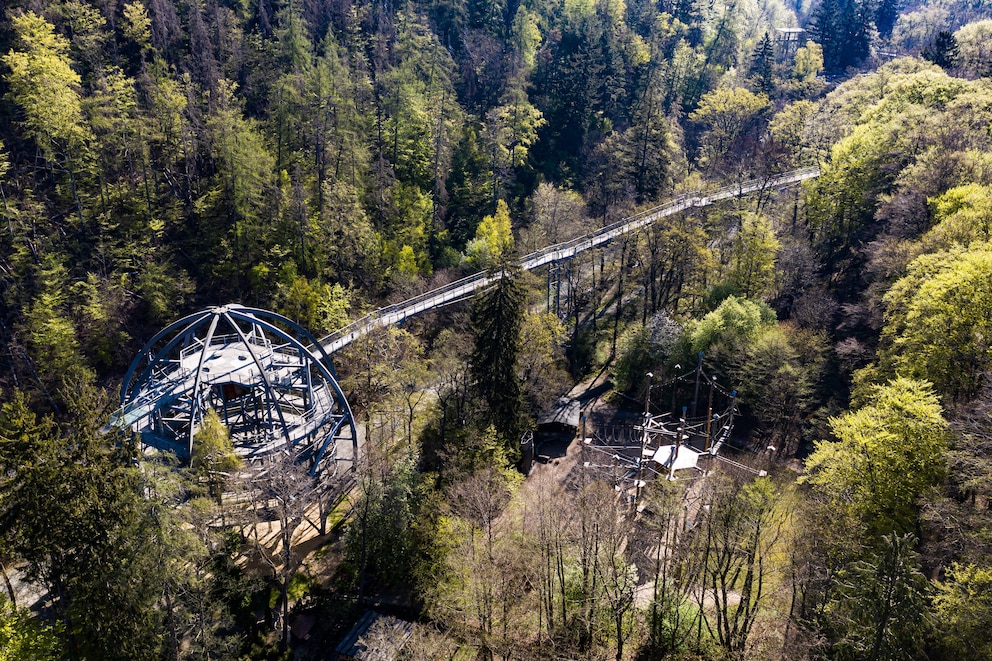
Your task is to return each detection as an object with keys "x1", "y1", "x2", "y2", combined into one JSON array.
[
  {"x1": 576, "y1": 360, "x2": 739, "y2": 496},
  {"x1": 114, "y1": 305, "x2": 357, "y2": 477}
]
